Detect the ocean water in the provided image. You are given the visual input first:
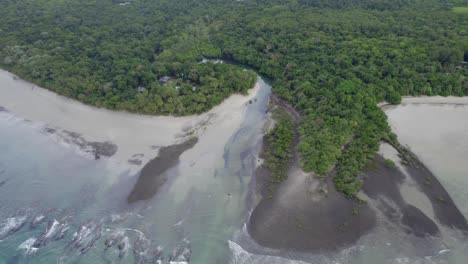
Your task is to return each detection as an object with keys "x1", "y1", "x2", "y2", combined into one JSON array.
[{"x1": 0, "y1": 111, "x2": 131, "y2": 263}]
